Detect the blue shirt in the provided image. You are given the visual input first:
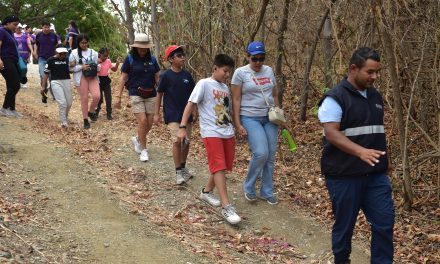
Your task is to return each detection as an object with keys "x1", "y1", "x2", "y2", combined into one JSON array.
[
  {"x1": 0, "y1": 27, "x2": 18, "y2": 62},
  {"x1": 121, "y1": 54, "x2": 160, "y2": 96},
  {"x1": 157, "y1": 69, "x2": 195, "y2": 124}
]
